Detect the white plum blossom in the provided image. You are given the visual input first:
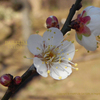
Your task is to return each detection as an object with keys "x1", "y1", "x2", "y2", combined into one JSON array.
[
  {"x1": 72, "y1": 6, "x2": 100, "y2": 51},
  {"x1": 27, "y1": 28, "x2": 78, "y2": 80}
]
